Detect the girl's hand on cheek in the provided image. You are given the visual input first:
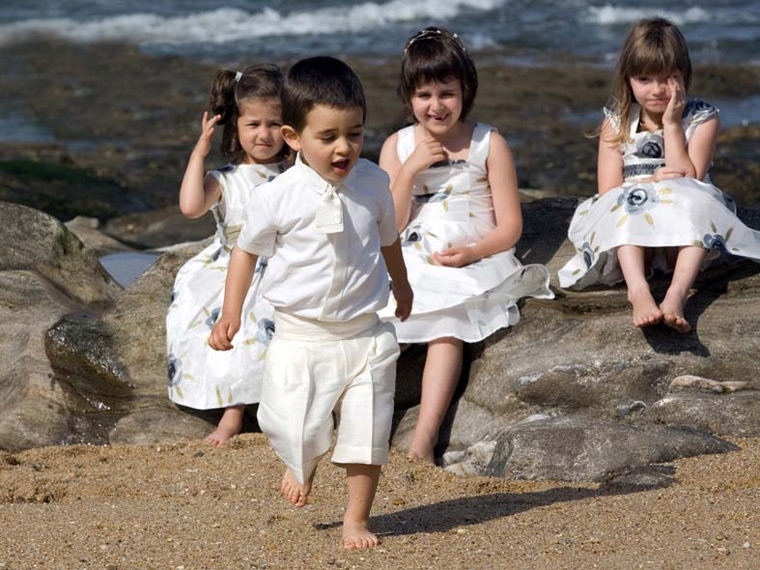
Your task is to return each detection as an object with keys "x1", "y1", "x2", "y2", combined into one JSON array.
[{"x1": 663, "y1": 76, "x2": 686, "y2": 127}]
